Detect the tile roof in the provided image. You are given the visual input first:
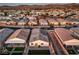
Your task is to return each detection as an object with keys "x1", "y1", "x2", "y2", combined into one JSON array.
[
  {"x1": 54, "y1": 28, "x2": 79, "y2": 45},
  {"x1": 47, "y1": 19, "x2": 58, "y2": 22},
  {"x1": 55, "y1": 28, "x2": 74, "y2": 41},
  {"x1": 0, "y1": 28, "x2": 14, "y2": 42},
  {"x1": 70, "y1": 28, "x2": 79, "y2": 34},
  {"x1": 5, "y1": 29, "x2": 30, "y2": 44},
  {"x1": 29, "y1": 29, "x2": 49, "y2": 42},
  {"x1": 56, "y1": 18, "x2": 70, "y2": 22}
]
